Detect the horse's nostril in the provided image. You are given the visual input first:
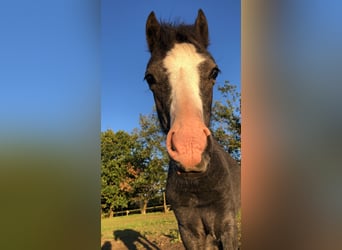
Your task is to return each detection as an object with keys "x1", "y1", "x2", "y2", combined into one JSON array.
[{"x1": 170, "y1": 132, "x2": 177, "y2": 151}]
